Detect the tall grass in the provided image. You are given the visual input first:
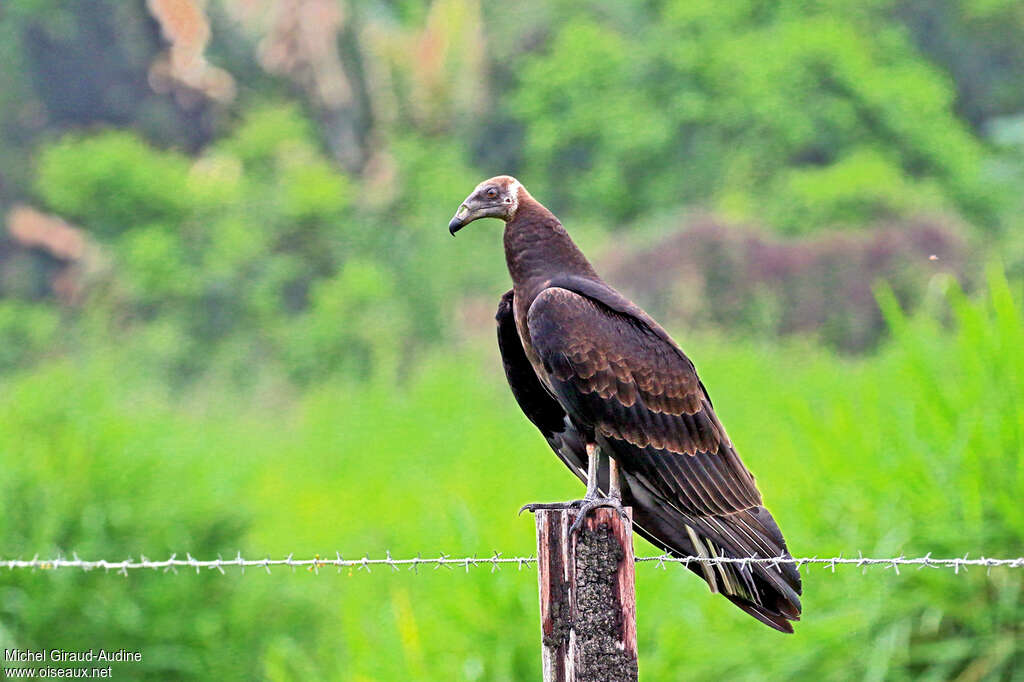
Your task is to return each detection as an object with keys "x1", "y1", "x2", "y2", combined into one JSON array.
[{"x1": 0, "y1": 269, "x2": 1020, "y2": 680}]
